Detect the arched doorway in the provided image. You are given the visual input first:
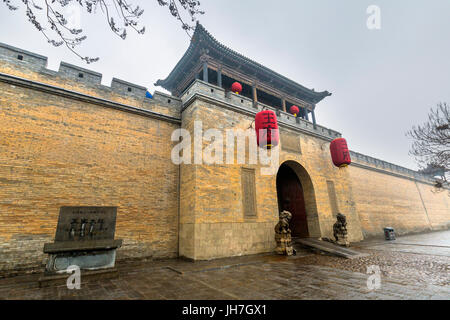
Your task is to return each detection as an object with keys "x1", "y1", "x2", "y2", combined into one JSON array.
[{"x1": 276, "y1": 161, "x2": 319, "y2": 238}]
